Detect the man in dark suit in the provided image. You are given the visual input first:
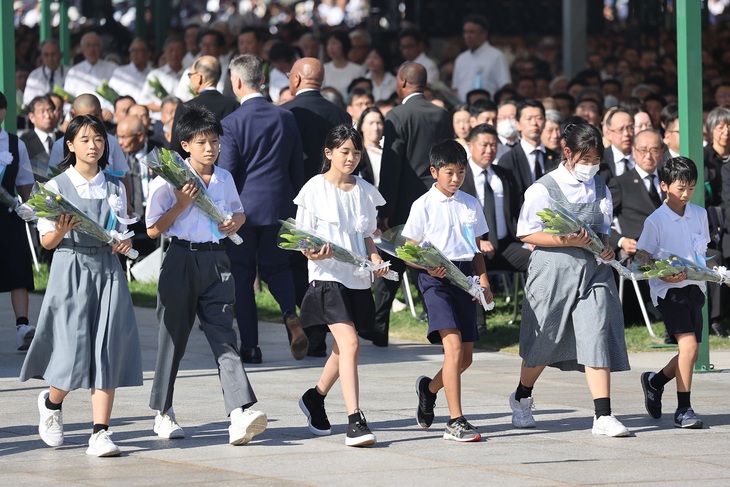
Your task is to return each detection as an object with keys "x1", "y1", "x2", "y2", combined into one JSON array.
[
  {"x1": 462, "y1": 124, "x2": 530, "y2": 273},
  {"x1": 498, "y1": 99, "x2": 559, "y2": 204},
  {"x1": 116, "y1": 115, "x2": 159, "y2": 256},
  {"x1": 599, "y1": 107, "x2": 635, "y2": 187},
  {"x1": 170, "y1": 55, "x2": 239, "y2": 157},
  {"x1": 20, "y1": 95, "x2": 61, "y2": 181},
  {"x1": 370, "y1": 62, "x2": 452, "y2": 346},
  {"x1": 219, "y1": 54, "x2": 307, "y2": 364},
  {"x1": 281, "y1": 57, "x2": 351, "y2": 355}
]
